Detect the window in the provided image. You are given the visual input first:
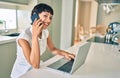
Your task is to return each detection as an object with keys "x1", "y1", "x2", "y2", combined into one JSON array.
[{"x1": 0, "y1": 8, "x2": 17, "y2": 30}]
